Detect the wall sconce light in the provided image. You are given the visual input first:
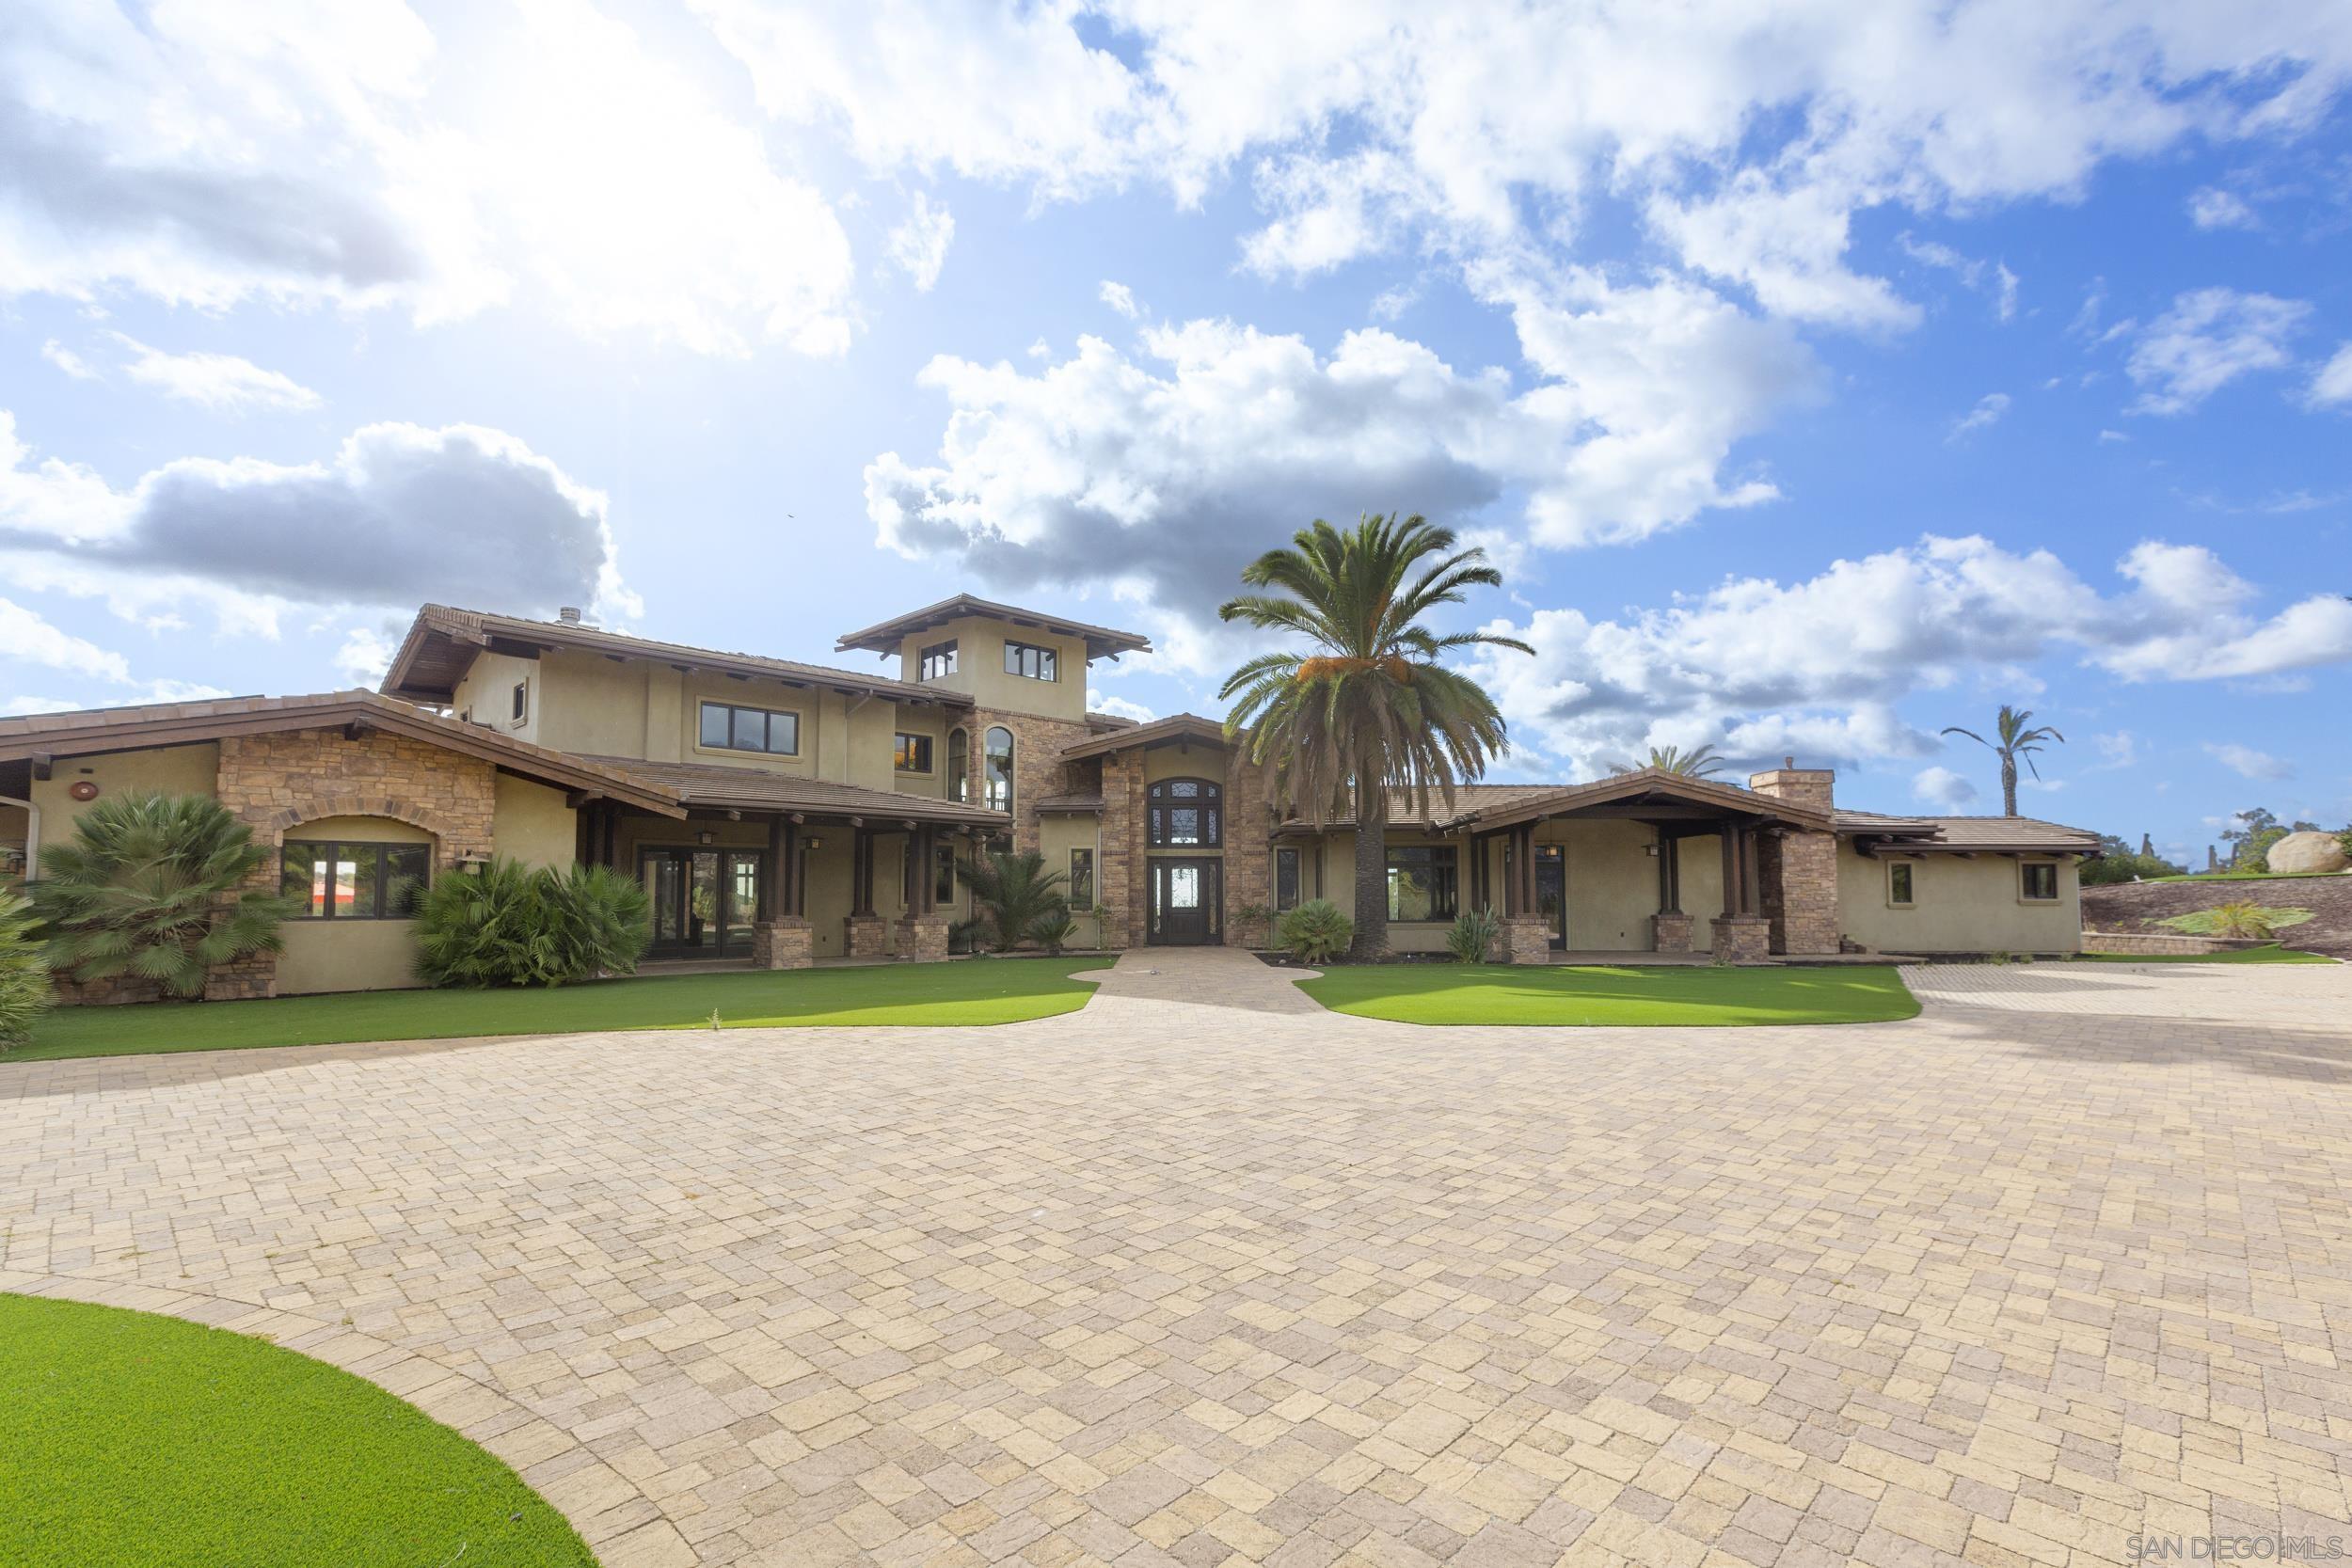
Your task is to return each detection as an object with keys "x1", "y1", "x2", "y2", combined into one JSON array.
[
  {"x1": 804, "y1": 836, "x2": 823, "y2": 850},
  {"x1": 455, "y1": 853, "x2": 492, "y2": 876},
  {"x1": 1644, "y1": 844, "x2": 1660, "y2": 858},
  {"x1": 697, "y1": 831, "x2": 717, "y2": 846}
]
